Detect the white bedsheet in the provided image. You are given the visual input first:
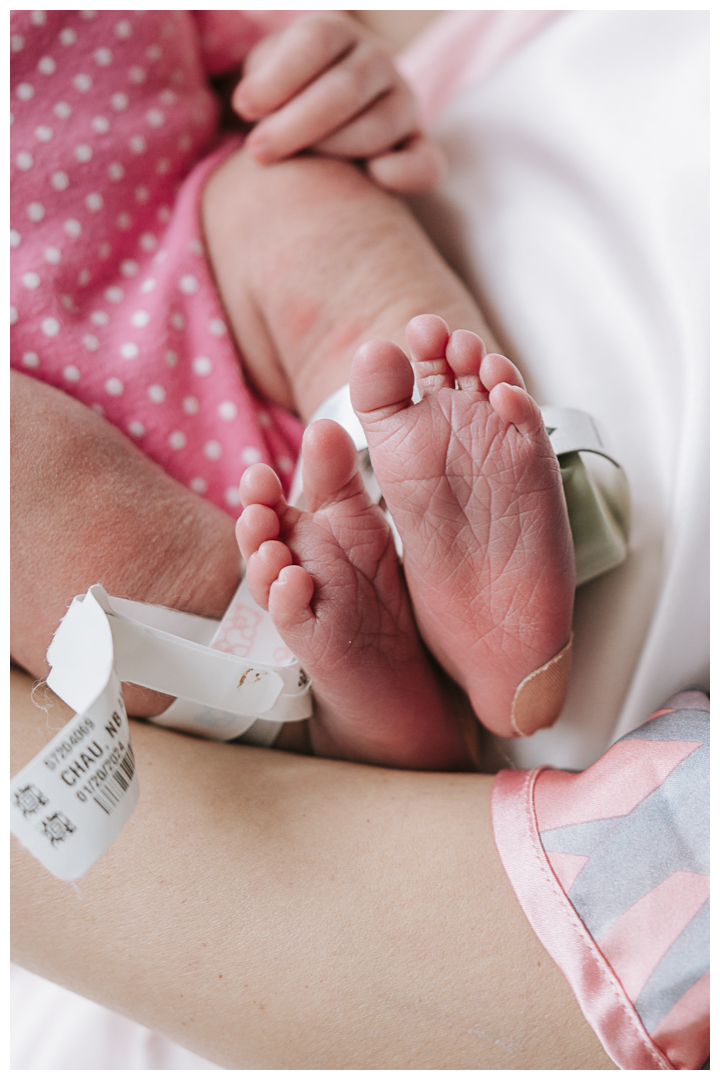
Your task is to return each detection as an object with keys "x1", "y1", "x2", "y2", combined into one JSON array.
[
  {"x1": 12, "y1": 11, "x2": 709, "y2": 1069},
  {"x1": 10, "y1": 962, "x2": 220, "y2": 1070},
  {"x1": 408, "y1": 9, "x2": 709, "y2": 770}
]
